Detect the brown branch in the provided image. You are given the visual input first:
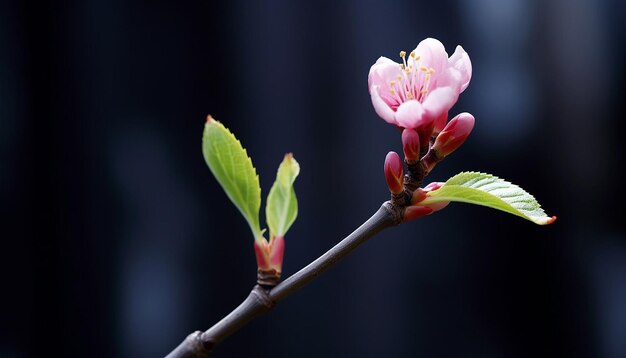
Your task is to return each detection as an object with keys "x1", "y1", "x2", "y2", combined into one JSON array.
[{"x1": 165, "y1": 202, "x2": 399, "y2": 357}]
